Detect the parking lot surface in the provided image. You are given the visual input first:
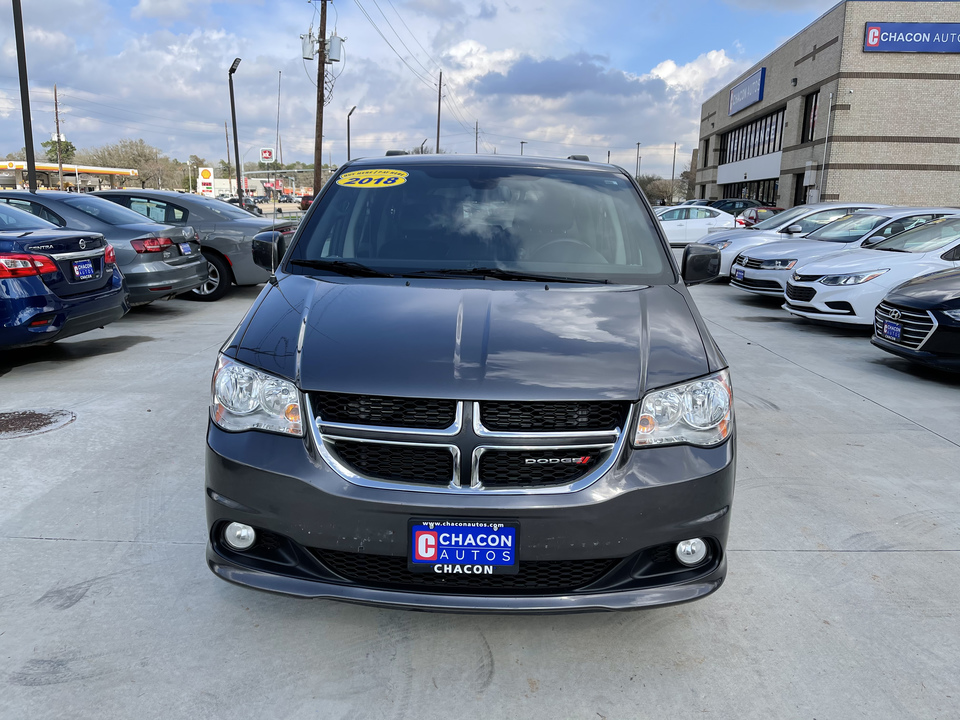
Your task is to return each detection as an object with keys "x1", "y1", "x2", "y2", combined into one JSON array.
[{"x1": 2, "y1": 281, "x2": 958, "y2": 719}]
